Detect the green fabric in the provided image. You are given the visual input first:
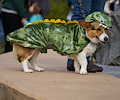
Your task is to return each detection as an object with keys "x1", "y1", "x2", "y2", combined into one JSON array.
[
  {"x1": 85, "y1": 12, "x2": 112, "y2": 28},
  {"x1": 7, "y1": 22, "x2": 90, "y2": 55},
  {"x1": 2, "y1": 0, "x2": 28, "y2": 18}
]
